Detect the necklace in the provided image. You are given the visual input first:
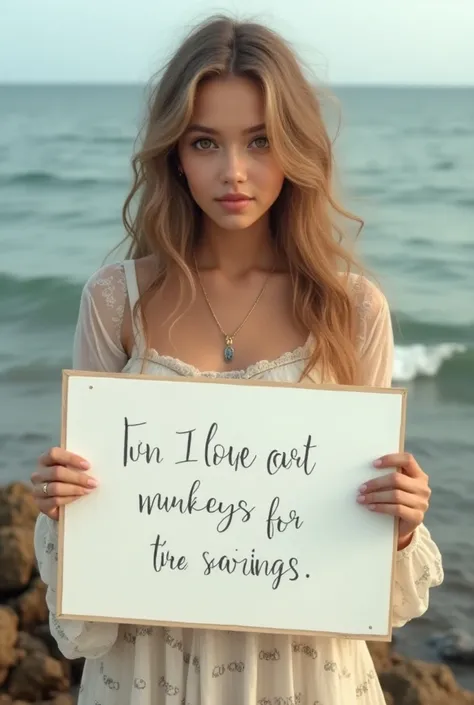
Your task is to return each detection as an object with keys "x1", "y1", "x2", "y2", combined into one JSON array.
[{"x1": 193, "y1": 256, "x2": 273, "y2": 363}]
